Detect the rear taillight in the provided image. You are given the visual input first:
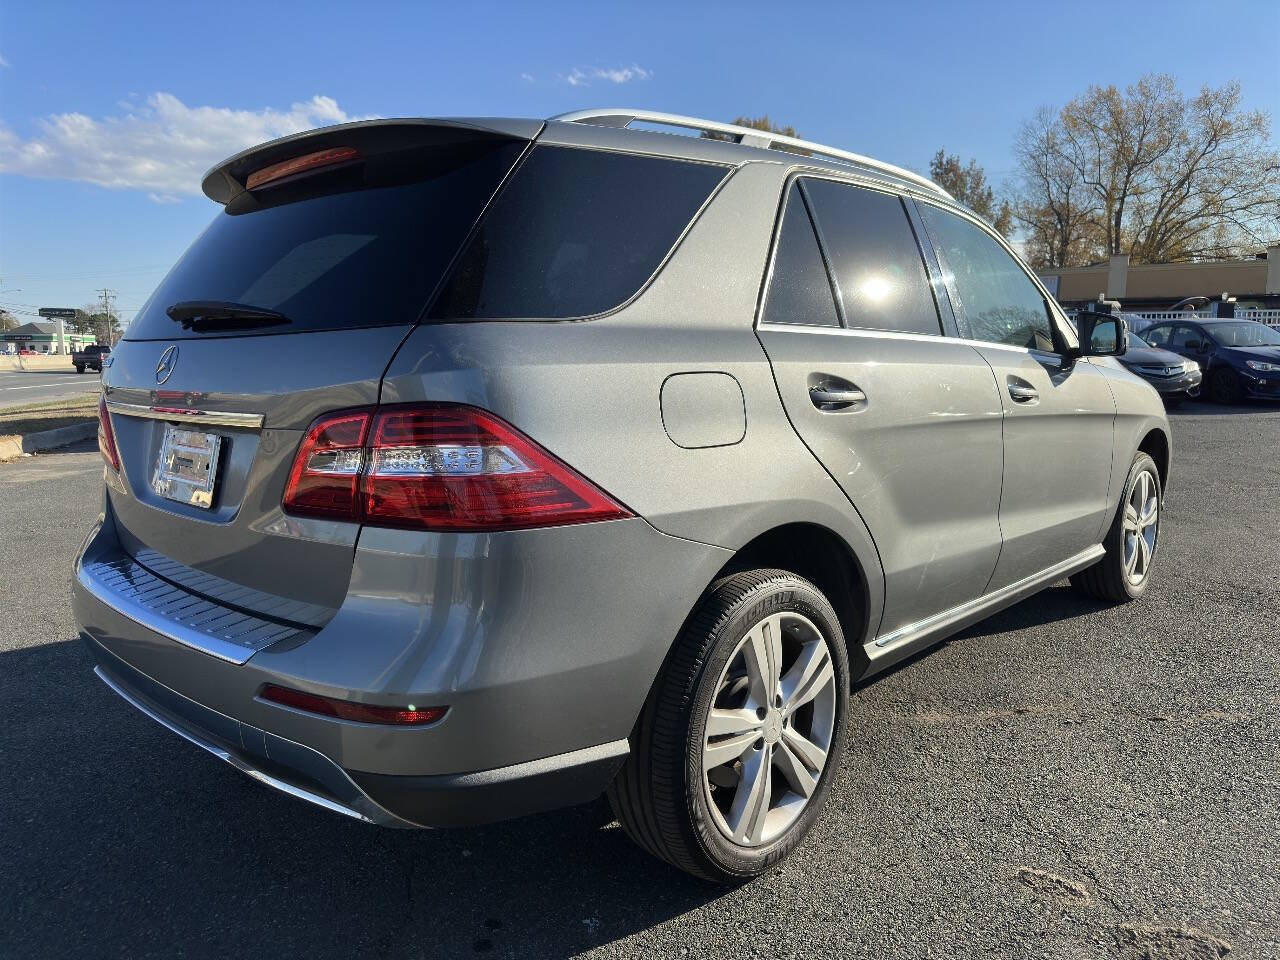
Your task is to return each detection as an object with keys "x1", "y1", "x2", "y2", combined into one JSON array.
[
  {"x1": 260, "y1": 684, "x2": 446, "y2": 725},
  {"x1": 281, "y1": 409, "x2": 370, "y2": 518},
  {"x1": 98, "y1": 395, "x2": 119, "y2": 471},
  {"x1": 282, "y1": 404, "x2": 632, "y2": 532}
]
